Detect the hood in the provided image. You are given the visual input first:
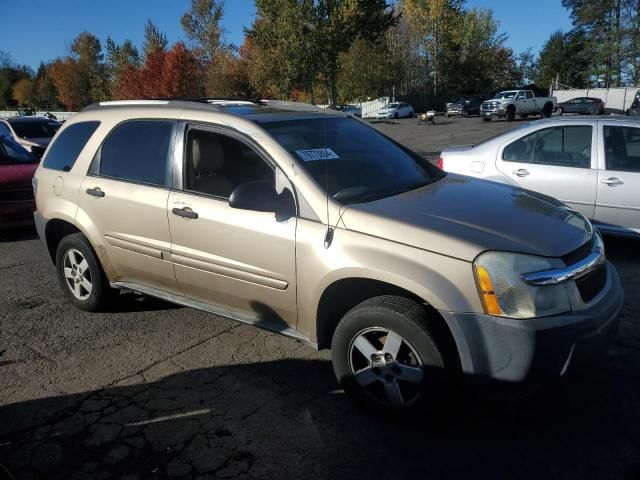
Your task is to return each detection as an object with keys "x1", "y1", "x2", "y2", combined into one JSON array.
[
  {"x1": 340, "y1": 174, "x2": 591, "y2": 262},
  {"x1": 0, "y1": 163, "x2": 38, "y2": 188}
]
